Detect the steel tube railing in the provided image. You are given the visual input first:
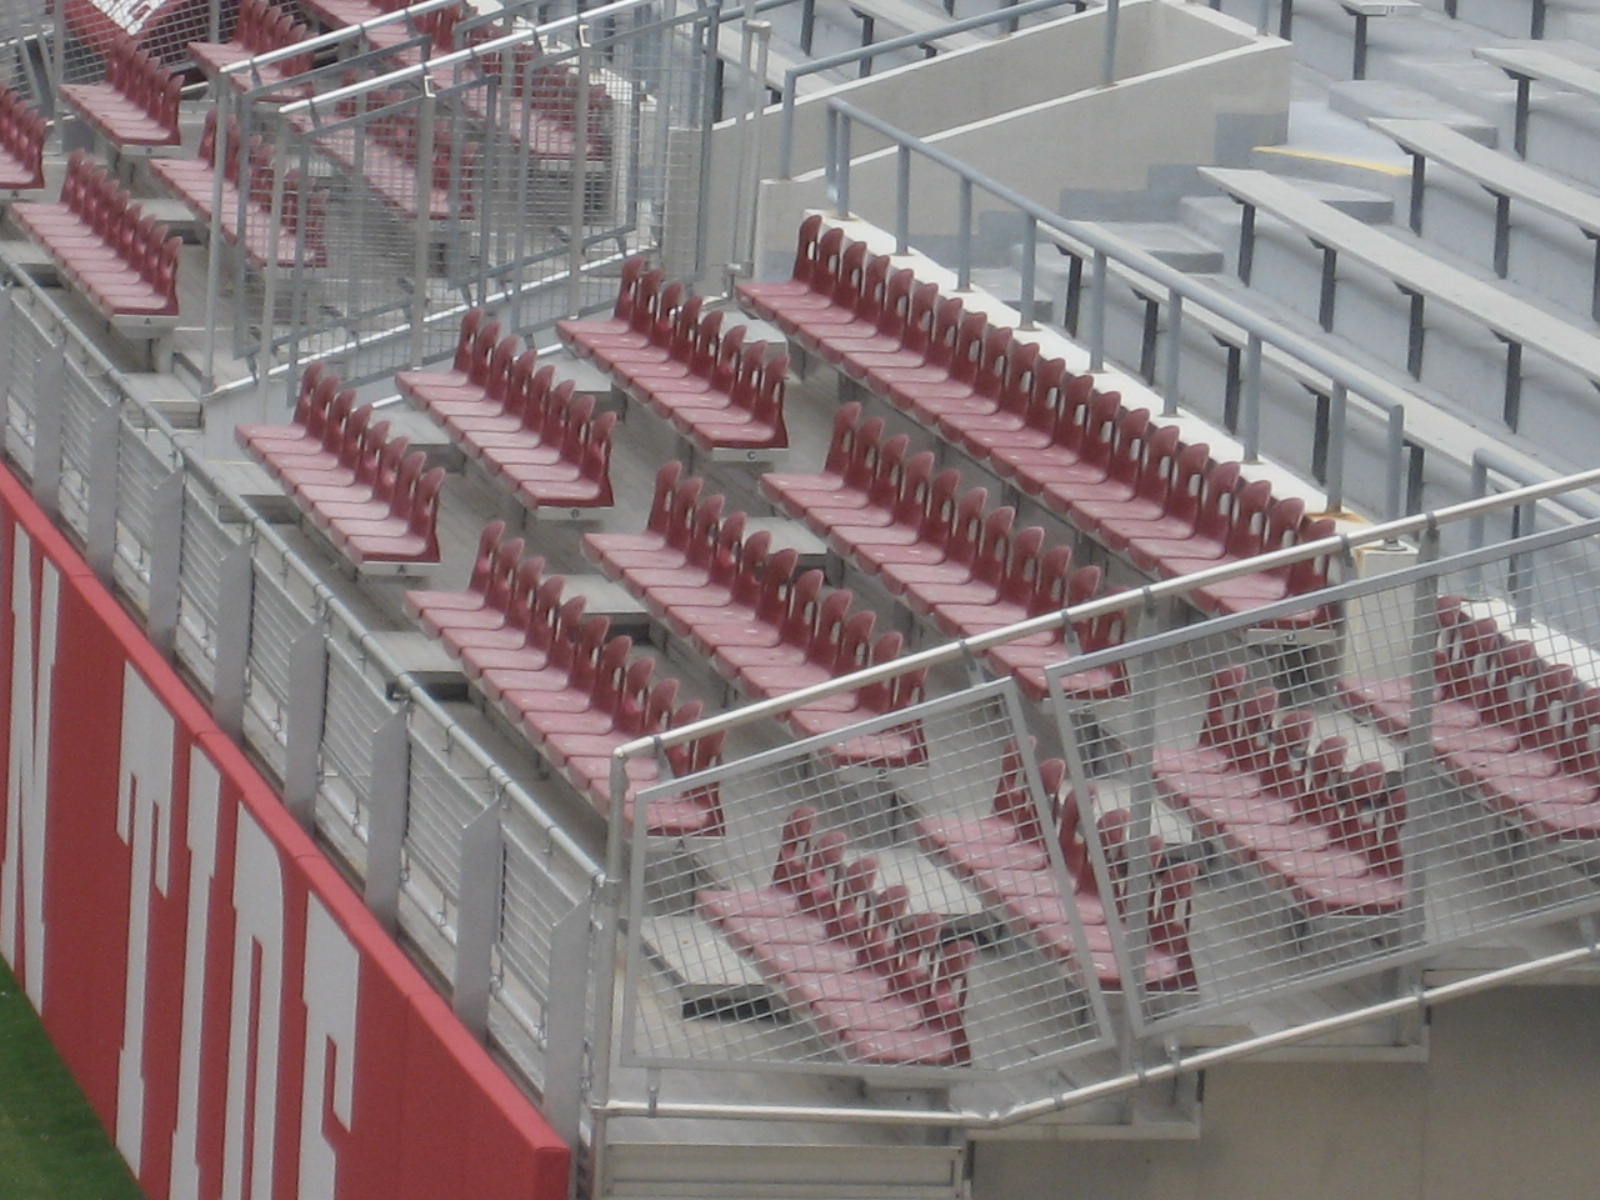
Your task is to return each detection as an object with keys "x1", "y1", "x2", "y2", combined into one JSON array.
[{"x1": 613, "y1": 461, "x2": 1600, "y2": 758}]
